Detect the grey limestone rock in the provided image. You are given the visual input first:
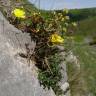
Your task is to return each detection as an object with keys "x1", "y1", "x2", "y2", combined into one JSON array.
[{"x1": 0, "y1": 11, "x2": 56, "y2": 96}]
